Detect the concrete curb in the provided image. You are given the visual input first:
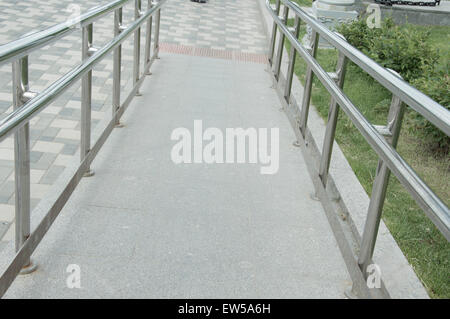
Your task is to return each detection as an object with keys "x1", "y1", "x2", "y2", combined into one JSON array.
[{"x1": 255, "y1": 0, "x2": 429, "y2": 298}]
